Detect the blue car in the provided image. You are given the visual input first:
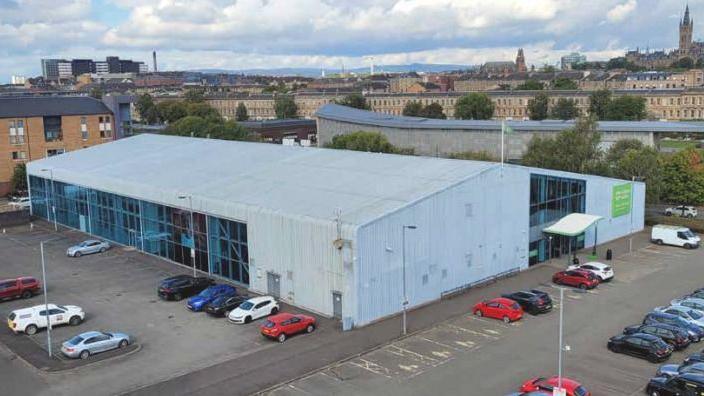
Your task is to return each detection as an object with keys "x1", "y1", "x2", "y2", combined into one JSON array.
[
  {"x1": 644, "y1": 311, "x2": 704, "y2": 342},
  {"x1": 186, "y1": 284, "x2": 237, "y2": 312}
]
